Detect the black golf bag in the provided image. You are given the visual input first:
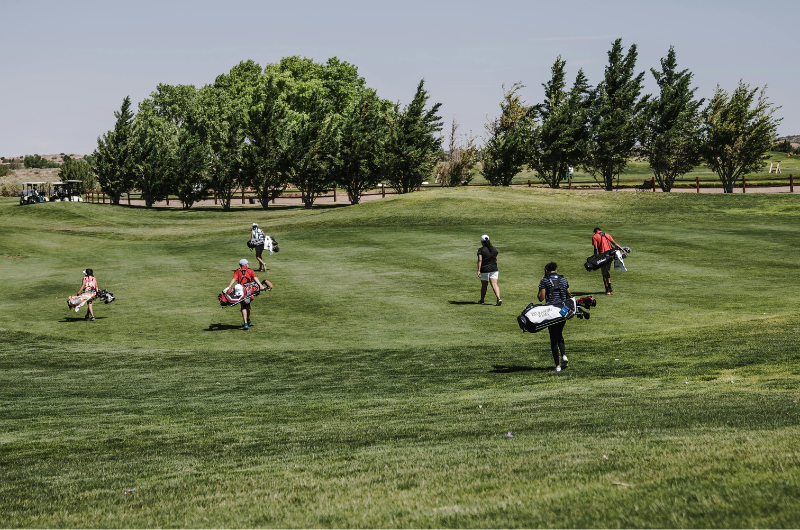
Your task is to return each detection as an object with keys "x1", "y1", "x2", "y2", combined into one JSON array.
[{"x1": 584, "y1": 249, "x2": 616, "y2": 271}]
